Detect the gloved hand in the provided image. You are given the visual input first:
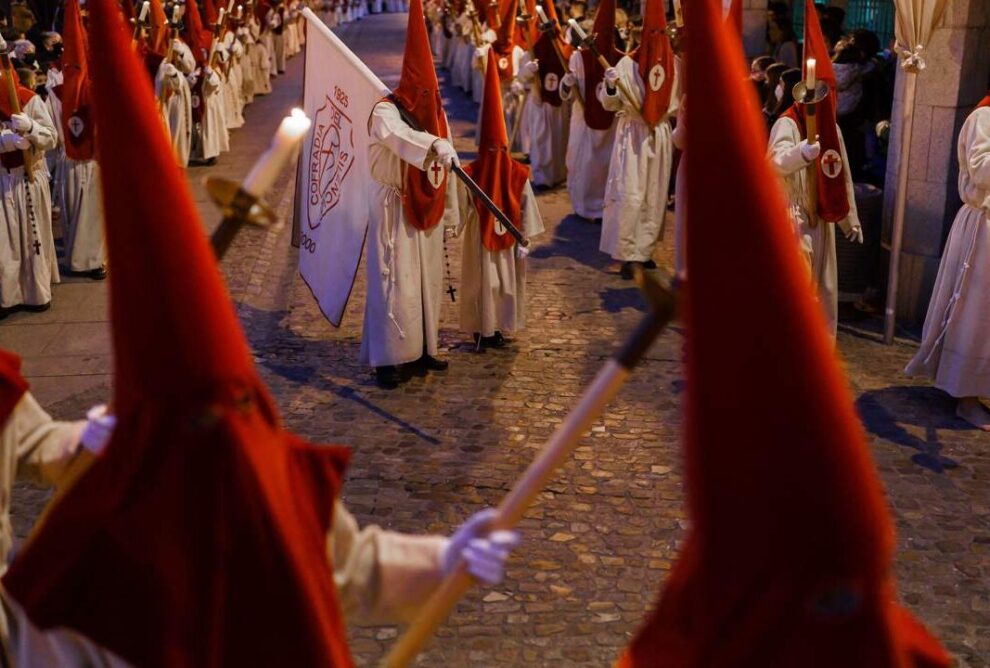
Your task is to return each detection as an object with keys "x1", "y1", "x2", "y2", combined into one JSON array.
[
  {"x1": 516, "y1": 243, "x2": 529, "y2": 259},
  {"x1": 474, "y1": 47, "x2": 486, "y2": 60},
  {"x1": 799, "y1": 138, "x2": 821, "y2": 162},
  {"x1": 163, "y1": 63, "x2": 179, "y2": 78},
  {"x1": 561, "y1": 72, "x2": 576, "y2": 89},
  {"x1": 80, "y1": 404, "x2": 117, "y2": 455},
  {"x1": 523, "y1": 59, "x2": 539, "y2": 75},
  {"x1": 441, "y1": 508, "x2": 521, "y2": 585},
  {"x1": 604, "y1": 66, "x2": 620, "y2": 88},
  {"x1": 9, "y1": 113, "x2": 33, "y2": 135},
  {"x1": 838, "y1": 218, "x2": 864, "y2": 244},
  {"x1": 432, "y1": 138, "x2": 460, "y2": 169},
  {"x1": 510, "y1": 79, "x2": 525, "y2": 96},
  {"x1": 0, "y1": 131, "x2": 30, "y2": 152},
  {"x1": 187, "y1": 71, "x2": 200, "y2": 86}
]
